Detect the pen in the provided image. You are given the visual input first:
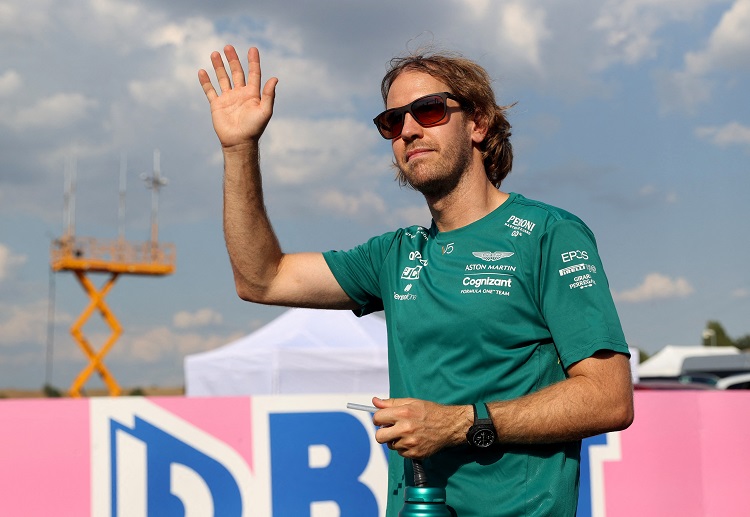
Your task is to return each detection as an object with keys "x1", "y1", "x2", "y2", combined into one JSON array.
[{"x1": 347, "y1": 402, "x2": 378, "y2": 413}]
